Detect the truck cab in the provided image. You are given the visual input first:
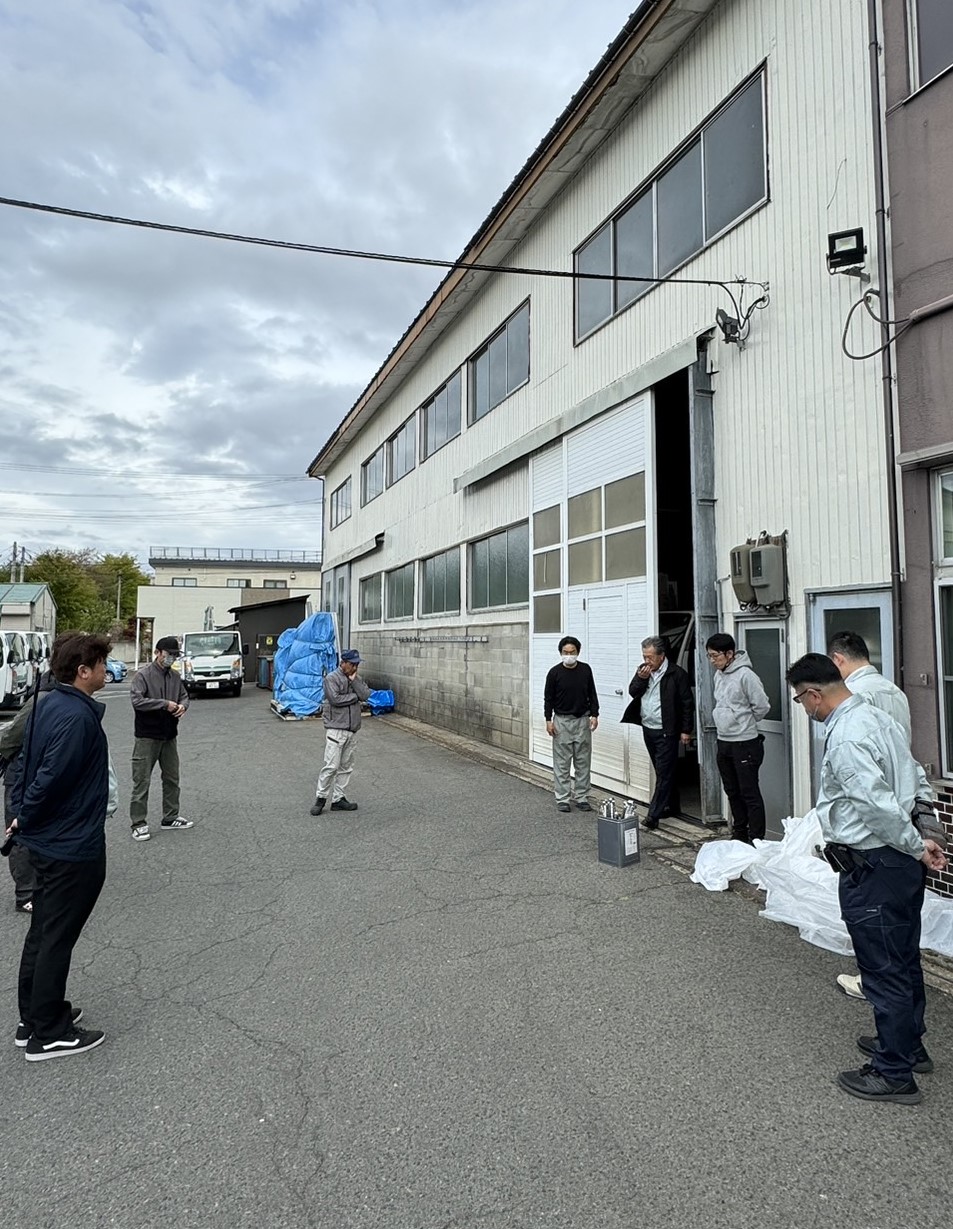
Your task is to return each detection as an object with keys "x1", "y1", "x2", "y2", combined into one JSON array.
[
  {"x1": 0, "y1": 630, "x2": 30, "y2": 710},
  {"x1": 180, "y1": 630, "x2": 246, "y2": 698}
]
